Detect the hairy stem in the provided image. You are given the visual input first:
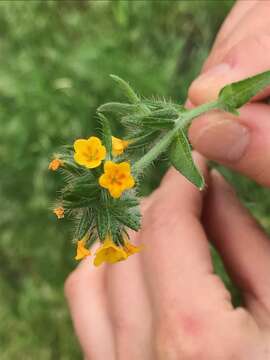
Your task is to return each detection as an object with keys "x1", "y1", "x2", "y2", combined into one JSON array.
[{"x1": 132, "y1": 100, "x2": 219, "y2": 175}]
